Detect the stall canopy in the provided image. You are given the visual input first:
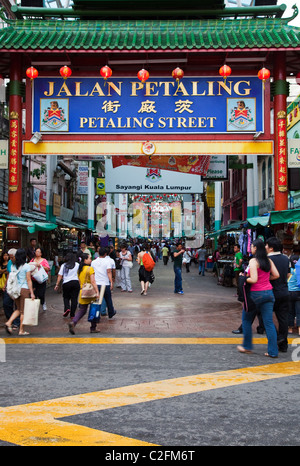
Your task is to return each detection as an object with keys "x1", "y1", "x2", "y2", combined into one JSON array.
[
  {"x1": 246, "y1": 214, "x2": 270, "y2": 227},
  {"x1": 270, "y1": 208, "x2": 300, "y2": 225},
  {"x1": 247, "y1": 209, "x2": 300, "y2": 227}
]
